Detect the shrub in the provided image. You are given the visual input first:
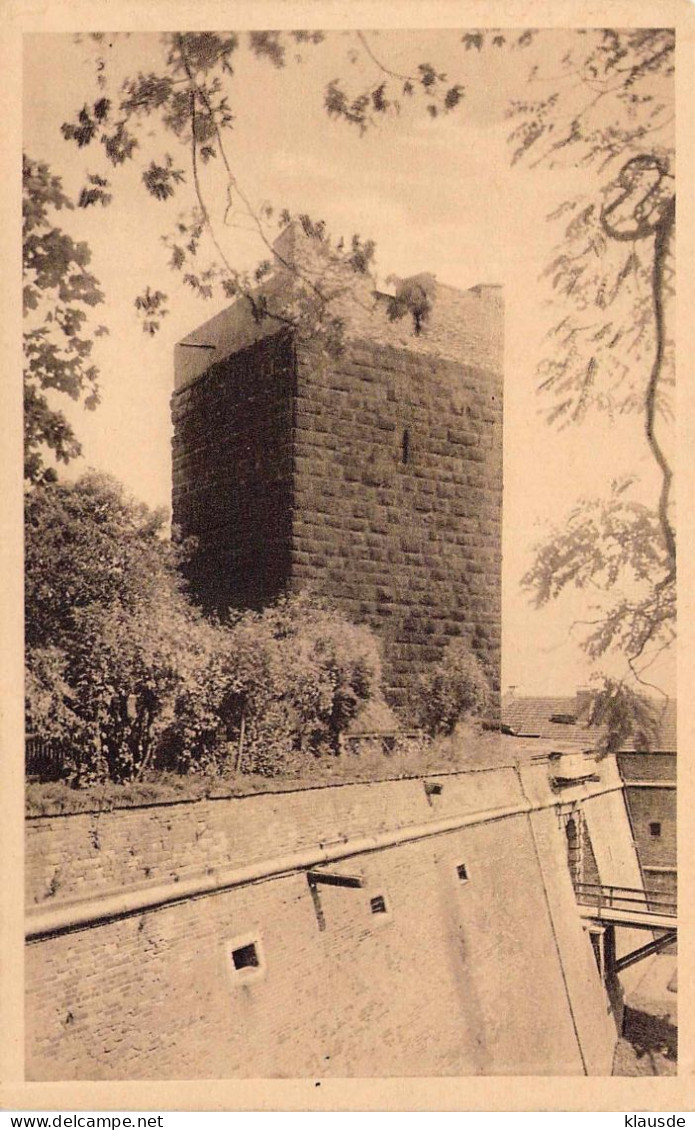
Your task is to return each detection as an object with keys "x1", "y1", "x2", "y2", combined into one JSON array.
[
  {"x1": 25, "y1": 474, "x2": 386, "y2": 784},
  {"x1": 25, "y1": 471, "x2": 184, "y2": 650},
  {"x1": 410, "y1": 639, "x2": 491, "y2": 737},
  {"x1": 25, "y1": 473, "x2": 223, "y2": 785},
  {"x1": 26, "y1": 596, "x2": 225, "y2": 786},
  {"x1": 161, "y1": 594, "x2": 384, "y2": 777},
  {"x1": 25, "y1": 645, "x2": 92, "y2": 779}
]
